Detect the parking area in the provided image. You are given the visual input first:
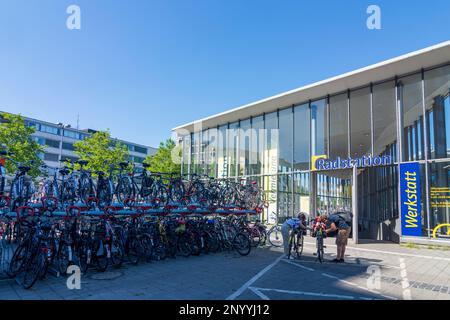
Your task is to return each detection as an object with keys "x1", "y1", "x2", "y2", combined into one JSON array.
[{"x1": 1, "y1": 238, "x2": 450, "y2": 300}]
